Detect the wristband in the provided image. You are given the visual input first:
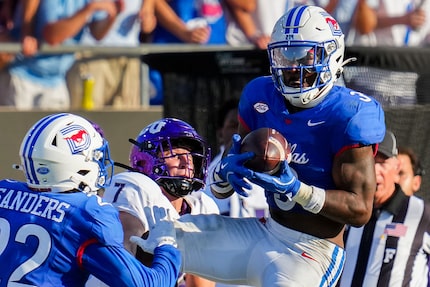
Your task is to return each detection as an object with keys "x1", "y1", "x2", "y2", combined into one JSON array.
[
  {"x1": 157, "y1": 237, "x2": 178, "y2": 248},
  {"x1": 211, "y1": 170, "x2": 233, "y2": 195},
  {"x1": 293, "y1": 183, "x2": 325, "y2": 214}
]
